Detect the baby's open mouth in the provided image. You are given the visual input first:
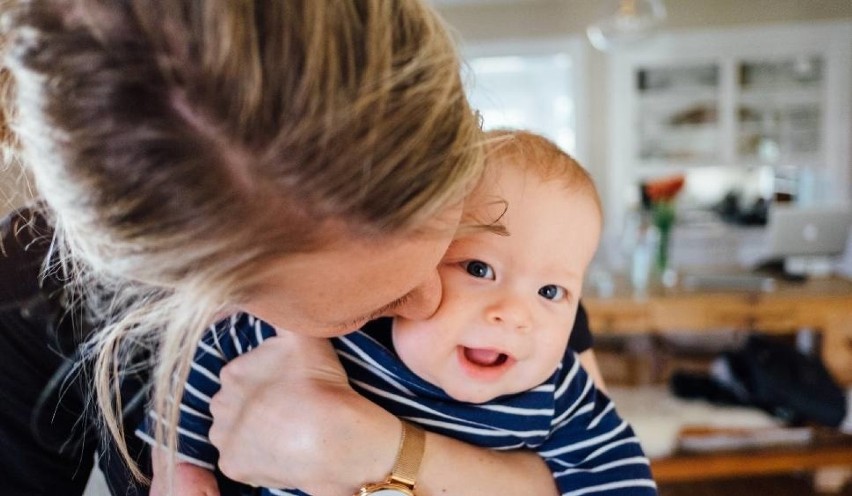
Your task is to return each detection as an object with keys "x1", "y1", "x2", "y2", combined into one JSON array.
[{"x1": 463, "y1": 347, "x2": 509, "y2": 367}]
